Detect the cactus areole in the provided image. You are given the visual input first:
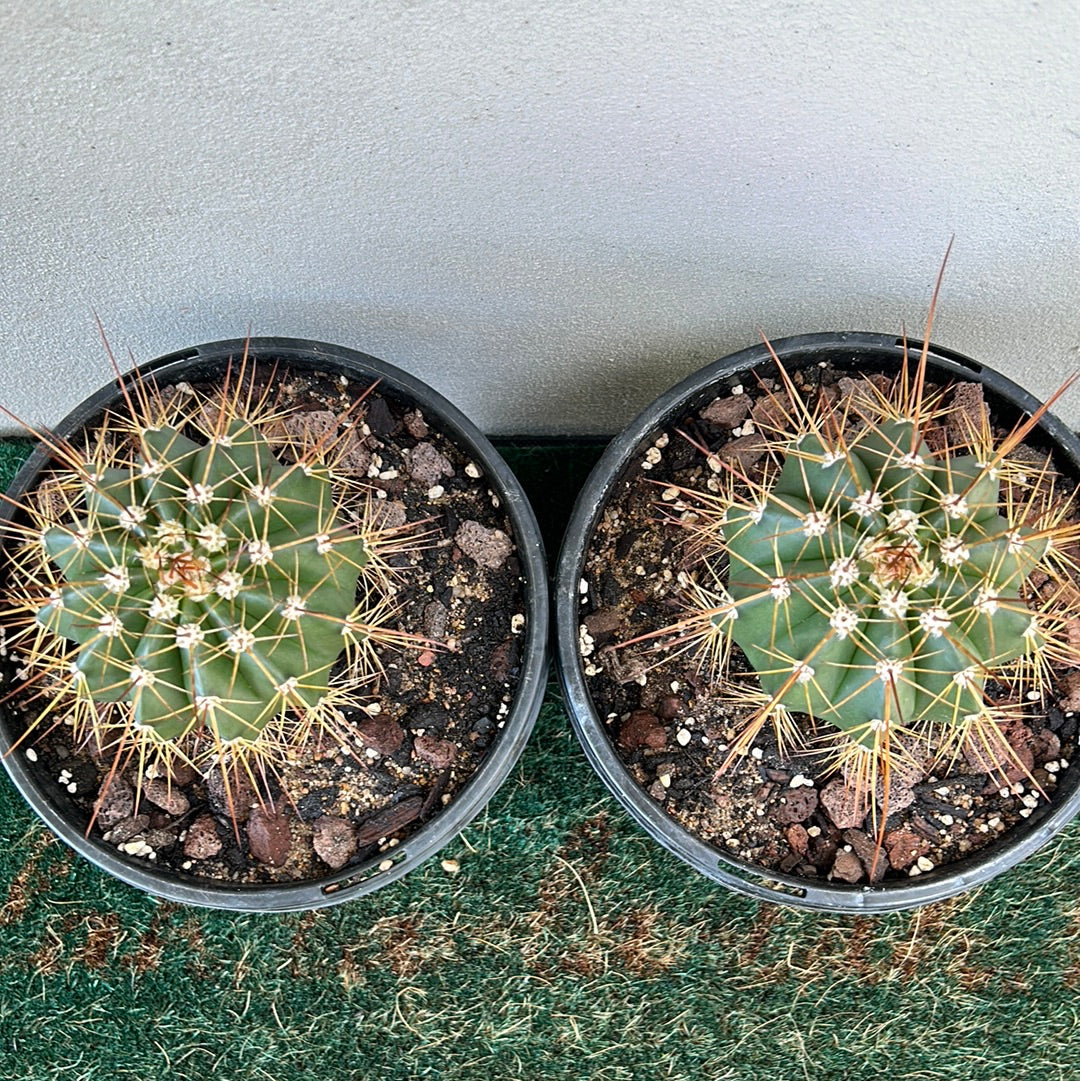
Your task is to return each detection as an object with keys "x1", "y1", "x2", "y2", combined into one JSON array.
[
  {"x1": 37, "y1": 421, "x2": 368, "y2": 744},
  {"x1": 722, "y1": 420, "x2": 1046, "y2": 743}
]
